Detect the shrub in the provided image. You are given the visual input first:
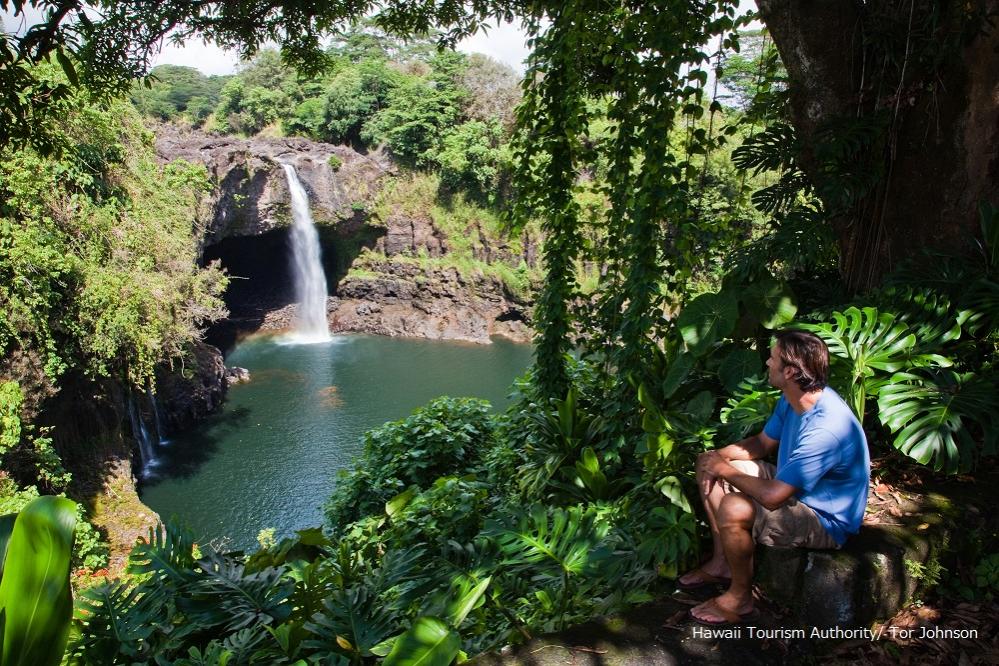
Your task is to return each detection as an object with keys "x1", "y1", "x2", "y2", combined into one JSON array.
[{"x1": 324, "y1": 397, "x2": 495, "y2": 528}]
